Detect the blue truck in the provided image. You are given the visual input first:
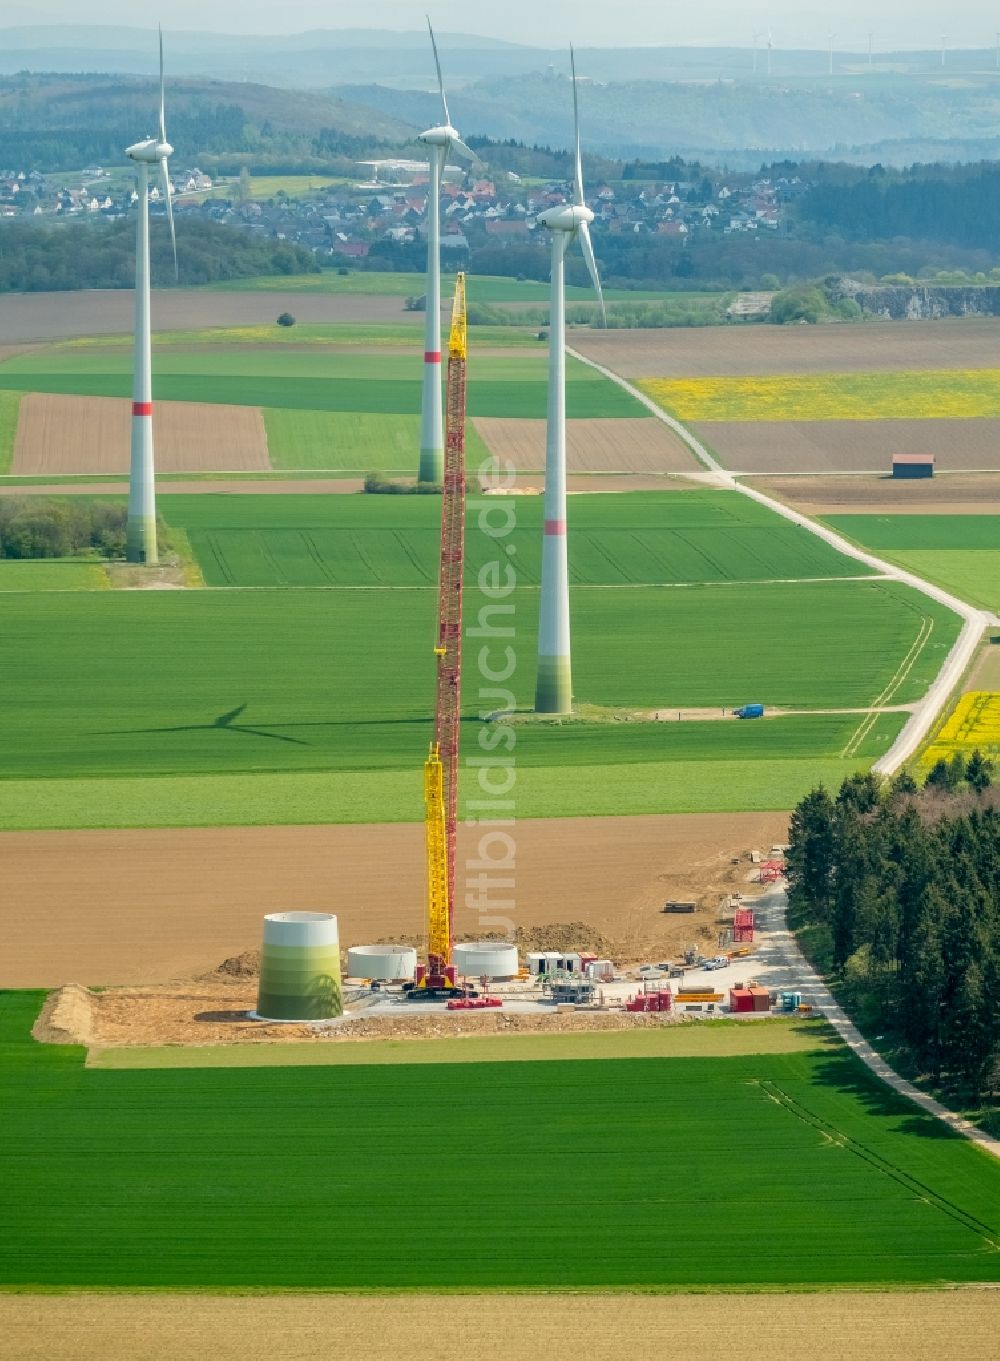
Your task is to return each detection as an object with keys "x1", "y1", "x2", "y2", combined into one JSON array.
[{"x1": 734, "y1": 703, "x2": 765, "y2": 719}]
